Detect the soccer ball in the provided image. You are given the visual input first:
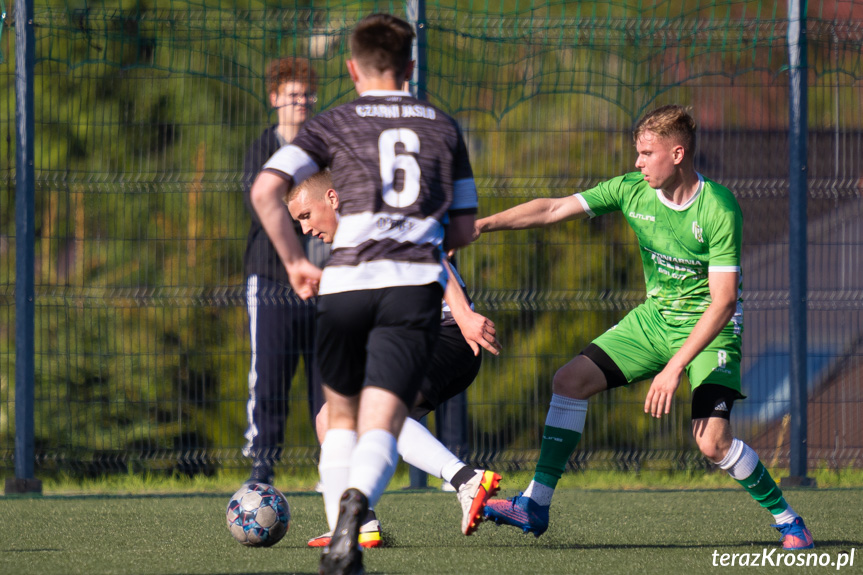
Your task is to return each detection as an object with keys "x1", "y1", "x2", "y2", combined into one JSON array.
[{"x1": 226, "y1": 482, "x2": 290, "y2": 547}]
